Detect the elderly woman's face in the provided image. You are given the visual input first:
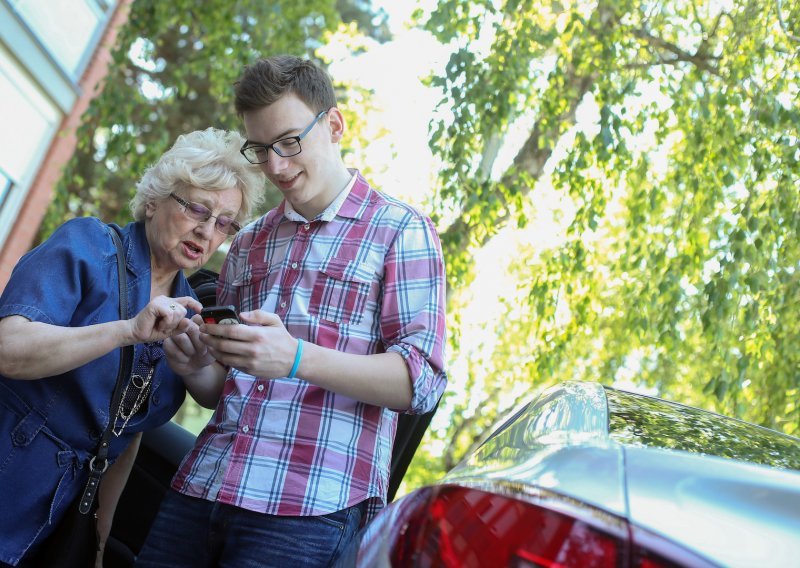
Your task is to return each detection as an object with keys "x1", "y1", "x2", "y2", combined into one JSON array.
[{"x1": 145, "y1": 185, "x2": 243, "y2": 274}]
